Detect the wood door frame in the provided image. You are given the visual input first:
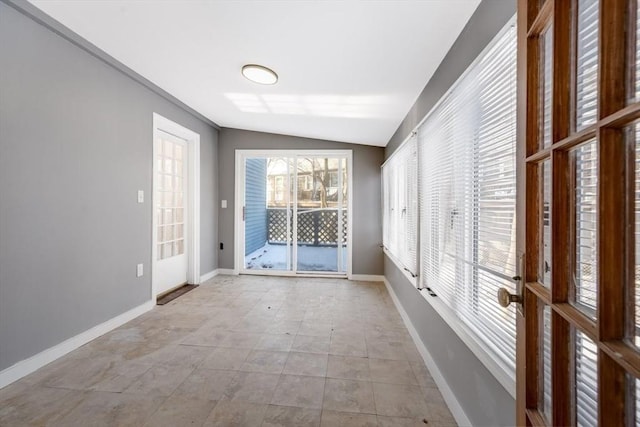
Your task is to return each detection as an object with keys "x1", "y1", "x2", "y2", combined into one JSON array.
[
  {"x1": 151, "y1": 113, "x2": 201, "y2": 301},
  {"x1": 517, "y1": 0, "x2": 640, "y2": 425}
]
